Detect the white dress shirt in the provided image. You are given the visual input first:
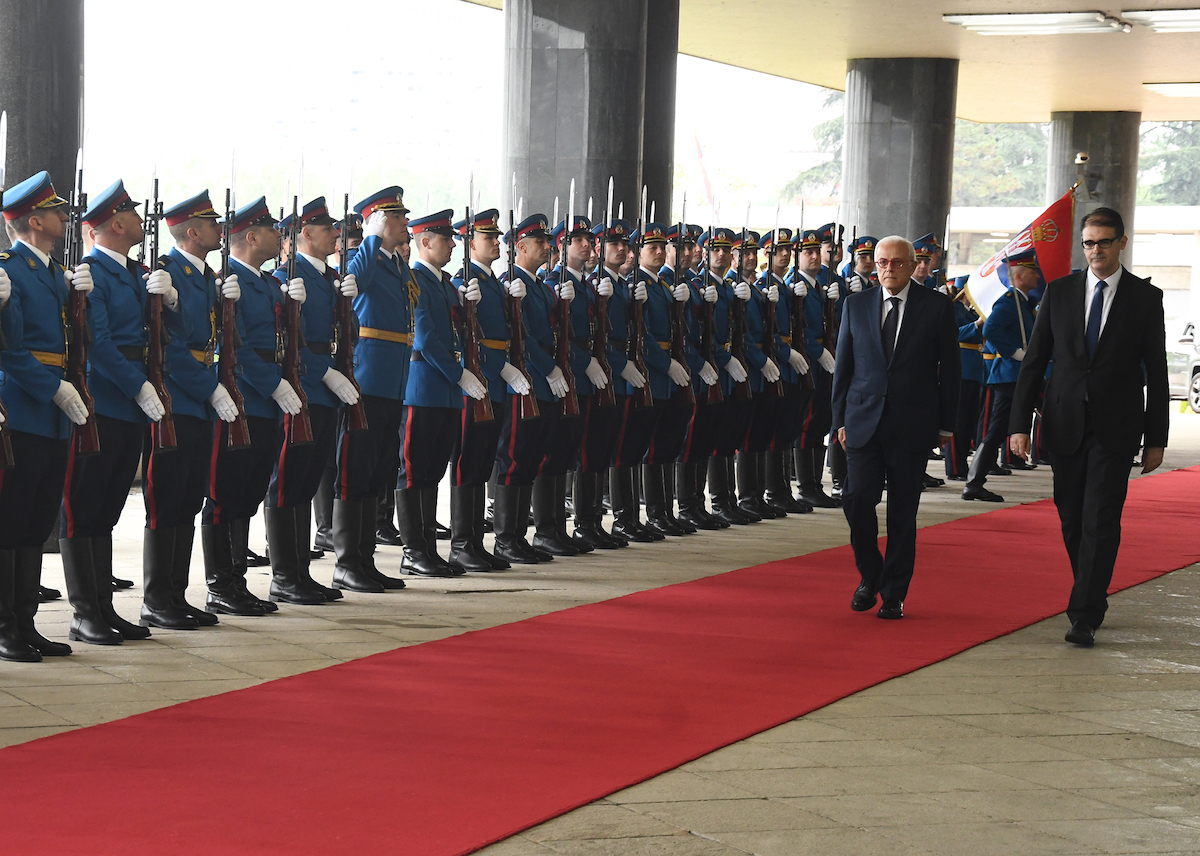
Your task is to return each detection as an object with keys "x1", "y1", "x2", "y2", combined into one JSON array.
[
  {"x1": 880, "y1": 283, "x2": 911, "y2": 351},
  {"x1": 1084, "y1": 264, "x2": 1122, "y2": 336}
]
